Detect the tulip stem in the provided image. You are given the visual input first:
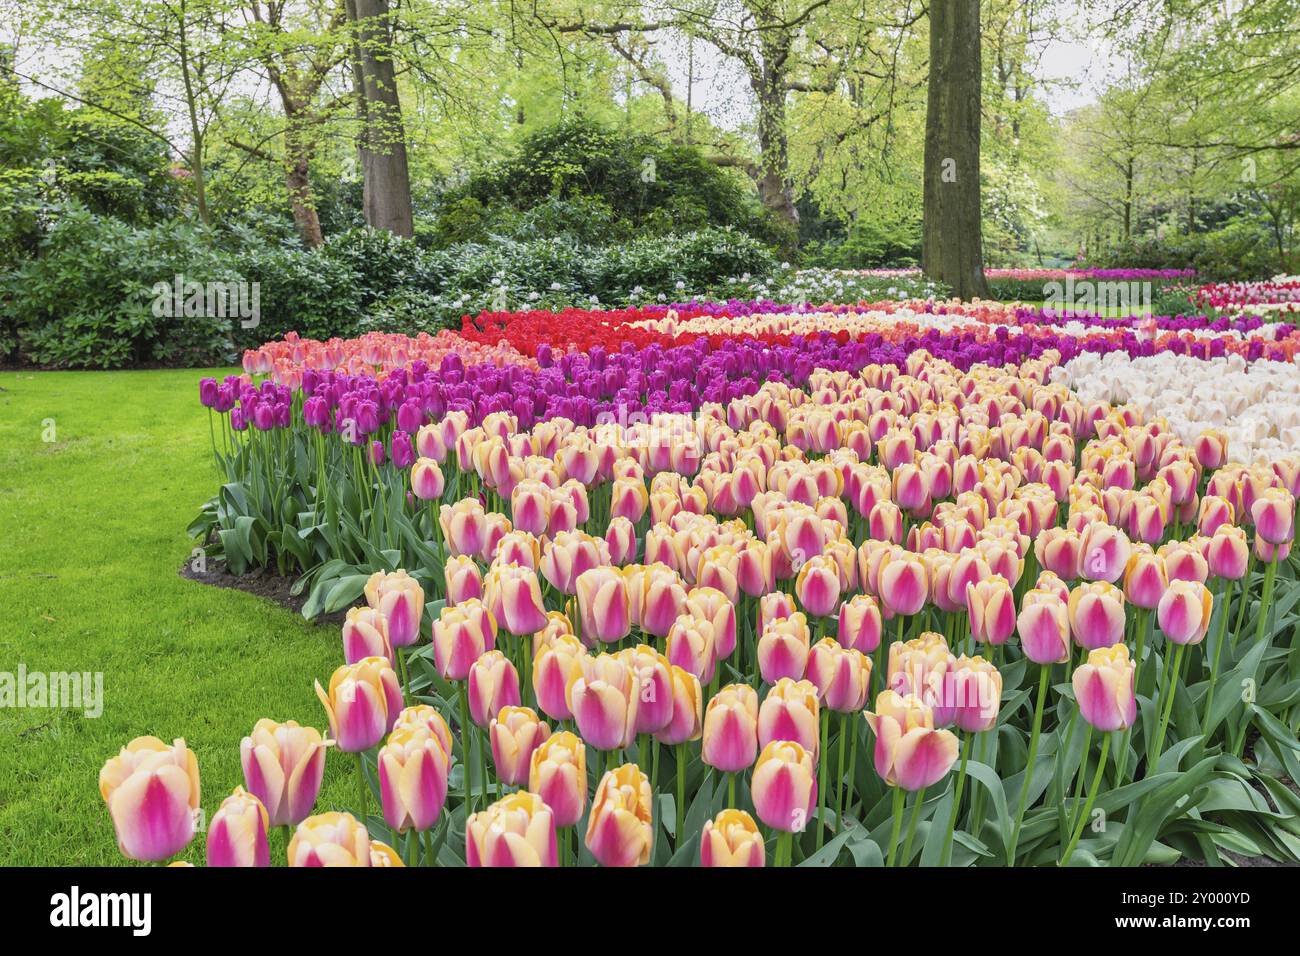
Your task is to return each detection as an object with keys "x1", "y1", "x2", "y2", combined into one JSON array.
[
  {"x1": 1131, "y1": 607, "x2": 1150, "y2": 691},
  {"x1": 728, "y1": 772, "x2": 737, "y2": 809},
  {"x1": 397, "y1": 647, "x2": 411, "y2": 706},
  {"x1": 1202, "y1": 578, "x2": 1235, "y2": 731},
  {"x1": 676, "y1": 743, "x2": 686, "y2": 850},
  {"x1": 941, "y1": 732, "x2": 973, "y2": 866},
  {"x1": 1068, "y1": 722, "x2": 1093, "y2": 839},
  {"x1": 1150, "y1": 642, "x2": 1187, "y2": 771},
  {"x1": 835, "y1": 712, "x2": 848, "y2": 834},
  {"x1": 1007, "y1": 664, "x2": 1050, "y2": 864},
  {"x1": 816, "y1": 709, "x2": 829, "y2": 849},
  {"x1": 1060, "y1": 732, "x2": 1110, "y2": 866},
  {"x1": 845, "y1": 715, "x2": 859, "y2": 823},
  {"x1": 777, "y1": 829, "x2": 793, "y2": 868},
  {"x1": 355, "y1": 751, "x2": 369, "y2": 830},
  {"x1": 458, "y1": 683, "x2": 473, "y2": 814},
  {"x1": 901, "y1": 786, "x2": 926, "y2": 866},
  {"x1": 1253, "y1": 557, "x2": 1279, "y2": 647},
  {"x1": 886, "y1": 786, "x2": 906, "y2": 867}
]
